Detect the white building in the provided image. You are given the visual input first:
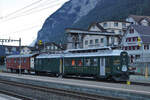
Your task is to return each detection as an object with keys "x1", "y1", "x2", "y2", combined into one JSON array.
[
  {"x1": 66, "y1": 24, "x2": 120, "y2": 50},
  {"x1": 121, "y1": 25, "x2": 150, "y2": 74},
  {"x1": 99, "y1": 21, "x2": 131, "y2": 35},
  {"x1": 83, "y1": 23, "x2": 108, "y2": 48},
  {"x1": 66, "y1": 21, "x2": 130, "y2": 50},
  {"x1": 99, "y1": 21, "x2": 131, "y2": 46}
]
